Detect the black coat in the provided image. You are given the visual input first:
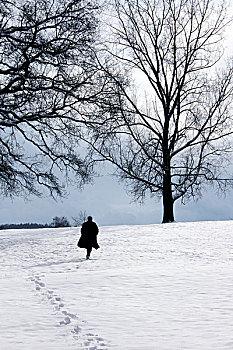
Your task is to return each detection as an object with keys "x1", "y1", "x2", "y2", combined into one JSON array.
[{"x1": 78, "y1": 221, "x2": 99, "y2": 249}]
